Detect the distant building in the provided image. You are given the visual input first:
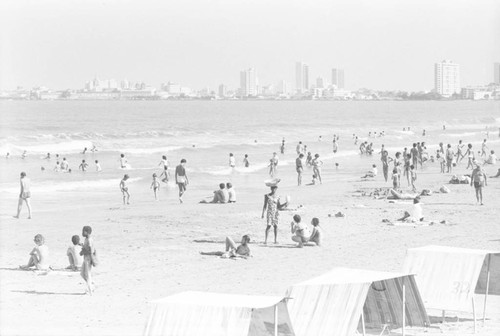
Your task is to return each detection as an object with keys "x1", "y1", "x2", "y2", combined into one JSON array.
[
  {"x1": 316, "y1": 77, "x2": 325, "y2": 89},
  {"x1": 277, "y1": 80, "x2": 291, "y2": 95},
  {"x1": 434, "y1": 60, "x2": 460, "y2": 97},
  {"x1": 331, "y1": 68, "x2": 344, "y2": 89},
  {"x1": 218, "y1": 84, "x2": 227, "y2": 98},
  {"x1": 121, "y1": 79, "x2": 130, "y2": 90},
  {"x1": 295, "y1": 62, "x2": 309, "y2": 94},
  {"x1": 494, "y1": 62, "x2": 500, "y2": 84},
  {"x1": 240, "y1": 68, "x2": 257, "y2": 97}
]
